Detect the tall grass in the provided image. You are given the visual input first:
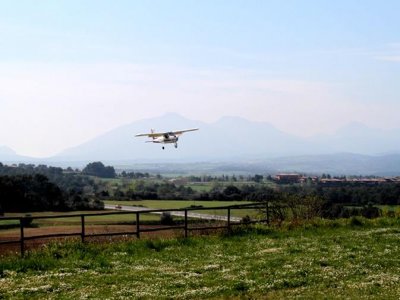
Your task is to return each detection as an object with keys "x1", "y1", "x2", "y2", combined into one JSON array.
[{"x1": 1, "y1": 217, "x2": 400, "y2": 299}]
